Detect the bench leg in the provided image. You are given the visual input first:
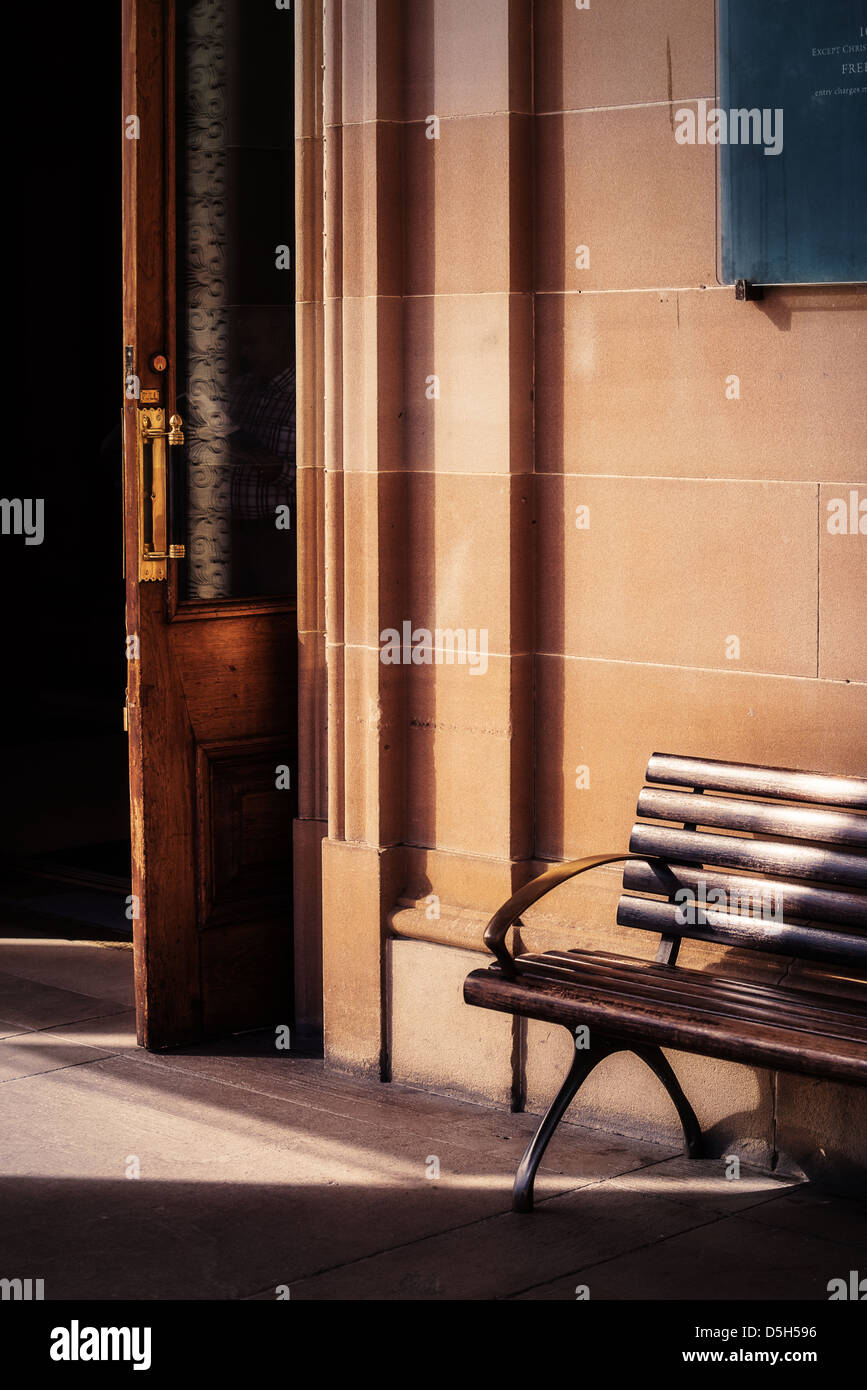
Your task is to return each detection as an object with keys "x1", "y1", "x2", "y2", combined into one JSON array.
[
  {"x1": 631, "y1": 1044, "x2": 705, "y2": 1159},
  {"x1": 512, "y1": 1036, "x2": 706, "y2": 1212},
  {"x1": 513, "y1": 1035, "x2": 617, "y2": 1214}
]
